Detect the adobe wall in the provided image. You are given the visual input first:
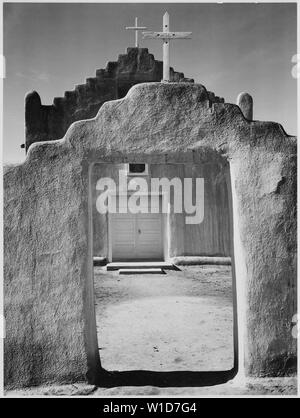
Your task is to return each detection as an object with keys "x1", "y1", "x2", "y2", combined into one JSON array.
[
  {"x1": 26, "y1": 47, "x2": 221, "y2": 151},
  {"x1": 4, "y1": 83, "x2": 296, "y2": 388},
  {"x1": 91, "y1": 161, "x2": 231, "y2": 258}
]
